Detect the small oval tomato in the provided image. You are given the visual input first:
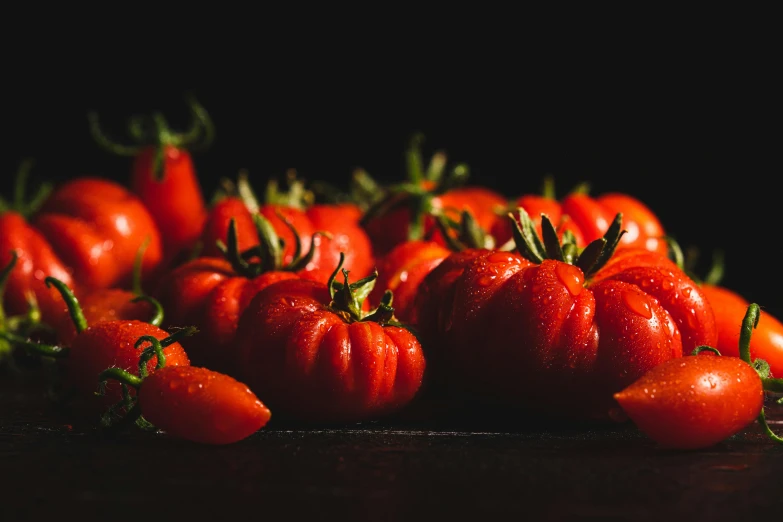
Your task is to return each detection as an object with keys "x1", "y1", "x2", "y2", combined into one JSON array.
[
  {"x1": 99, "y1": 335, "x2": 271, "y2": 445},
  {"x1": 88, "y1": 95, "x2": 212, "y2": 268},
  {"x1": 1, "y1": 277, "x2": 191, "y2": 410},
  {"x1": 234, "y1": 253, "x2": 426, "y2": 423},
  {"x1": 155, "y1": 216, "x2": 332, "y2": 374},
  {"x1": 420, "y1": 209, "x2": 717, "y2": 420},
  {"x1": 614, "y1": 304, "x2": 783, "y2": 449},
  {"x1": 491, "y1": 176, "x2": 667, "y2": 255},
  {"x1": 201, "y1": 171, "x2": 375, "y2": 280},
  {"x1": 359, "y1": 133, "x2": 507, "y2": 257}
]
